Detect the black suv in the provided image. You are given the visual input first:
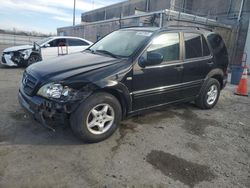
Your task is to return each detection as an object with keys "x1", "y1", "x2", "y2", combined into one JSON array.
[{"x1": 18, "y1": 27, "x2": 229, "y2": 142}]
